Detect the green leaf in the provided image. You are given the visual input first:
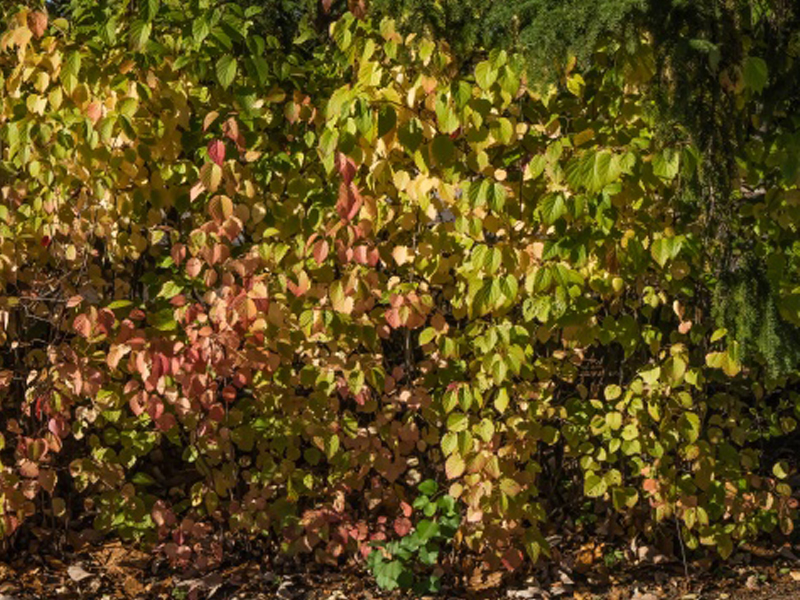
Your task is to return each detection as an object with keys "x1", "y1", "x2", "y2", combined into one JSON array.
[
  {"x1": 441, "y1": 432, "x2": 458, "y2": 456},
  {"x1": 679, "y1": 412, "x2": 701, "y2": 443},
  {"x1": 62, "y1": 51, "x2": 82, "y2": 80},
  {"x1": 148, "y1": 308, "x2": 177, "y2": 331},
  {"x1": 129, "y1": 20, "x2": 152, "y2": 51},
  {"x1": 475, "y1": 61, "x2": 497, "y2": 90},
  {"x1": 192, "y1": 18, "x2": 210, "y2": 44},
  {"x1": 650, "y1": 236, "x2": 682, "y2": 267},
  {"x1": 419, "y1": 327, "x2": 436, "y2": 345},
  {"x1": 474, "y1": 279, "x2": 503, "y2": 316},
  {"x1": 418, "y1": 544, "x2": 440, "y2": 566},
  {"x1": 606, "y1": 411, "x2": 623, "y2": 430},
  {"x1": 442, "y1": 388, "x2": 458, "y2": 413},
  {"x1": 500, "y1": 276, "x2": 518, "y2": 304},
  {"x1": 378, "y1": 105, "x2": 397, "y2": 137},
  {"x1": 652, "y1": 148, "x2": 681, "y2": 180},
  {"x1": 743, "y1": 56, "x2": 768, "y2": 93},
  {"x1": 494, "y1": 388, "x2": 509, "y2": 412},
  {"x1": 216, "y1": 54, "x2": 238, "y2": 89},
  {"x1": 431, "y1": 135, "x2": 455, "y2": 166},
  {"x1": 475, "y1": 416, "x2": 494, "y2": 442},
  {"x1": 566, "y1": 150, "x2": 621, "y2": 192},
  {"x1": 540, "y1": 194, "x2": 567, "y2": 225},
  {"x1": 131, "y1": 472, "x2": 156, "y2": 486},
  {"x1": 435, "y1": 96, "x2": 459, "y2": 134},
  {"x1": 418, "y1": 479, "x2": 438, "y2": 496},
  {"x1": 773, "y1": 461, "x2": 790, "y2": 479},
  {"x1": 157, "y1": 281, "x2": 183, "y2": 300},
  {"x1": 416, "y1": 519, "x2": 440, "y2": 541},
  {"x1": 398, "y1": 119, "x2": 423, "y2": 152},
  {"x1": 447, "y1": 412, "x2": 469, "y2": 433},
  {"x1": 374, "y1": 559, "x2": 403, "y2": 591},
  {"x1": 143, "y1": 0, "x2": 160, "y2": 21},
  {"x1": 584, "y1": 473, "x2": 608, "y2": 498}
]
